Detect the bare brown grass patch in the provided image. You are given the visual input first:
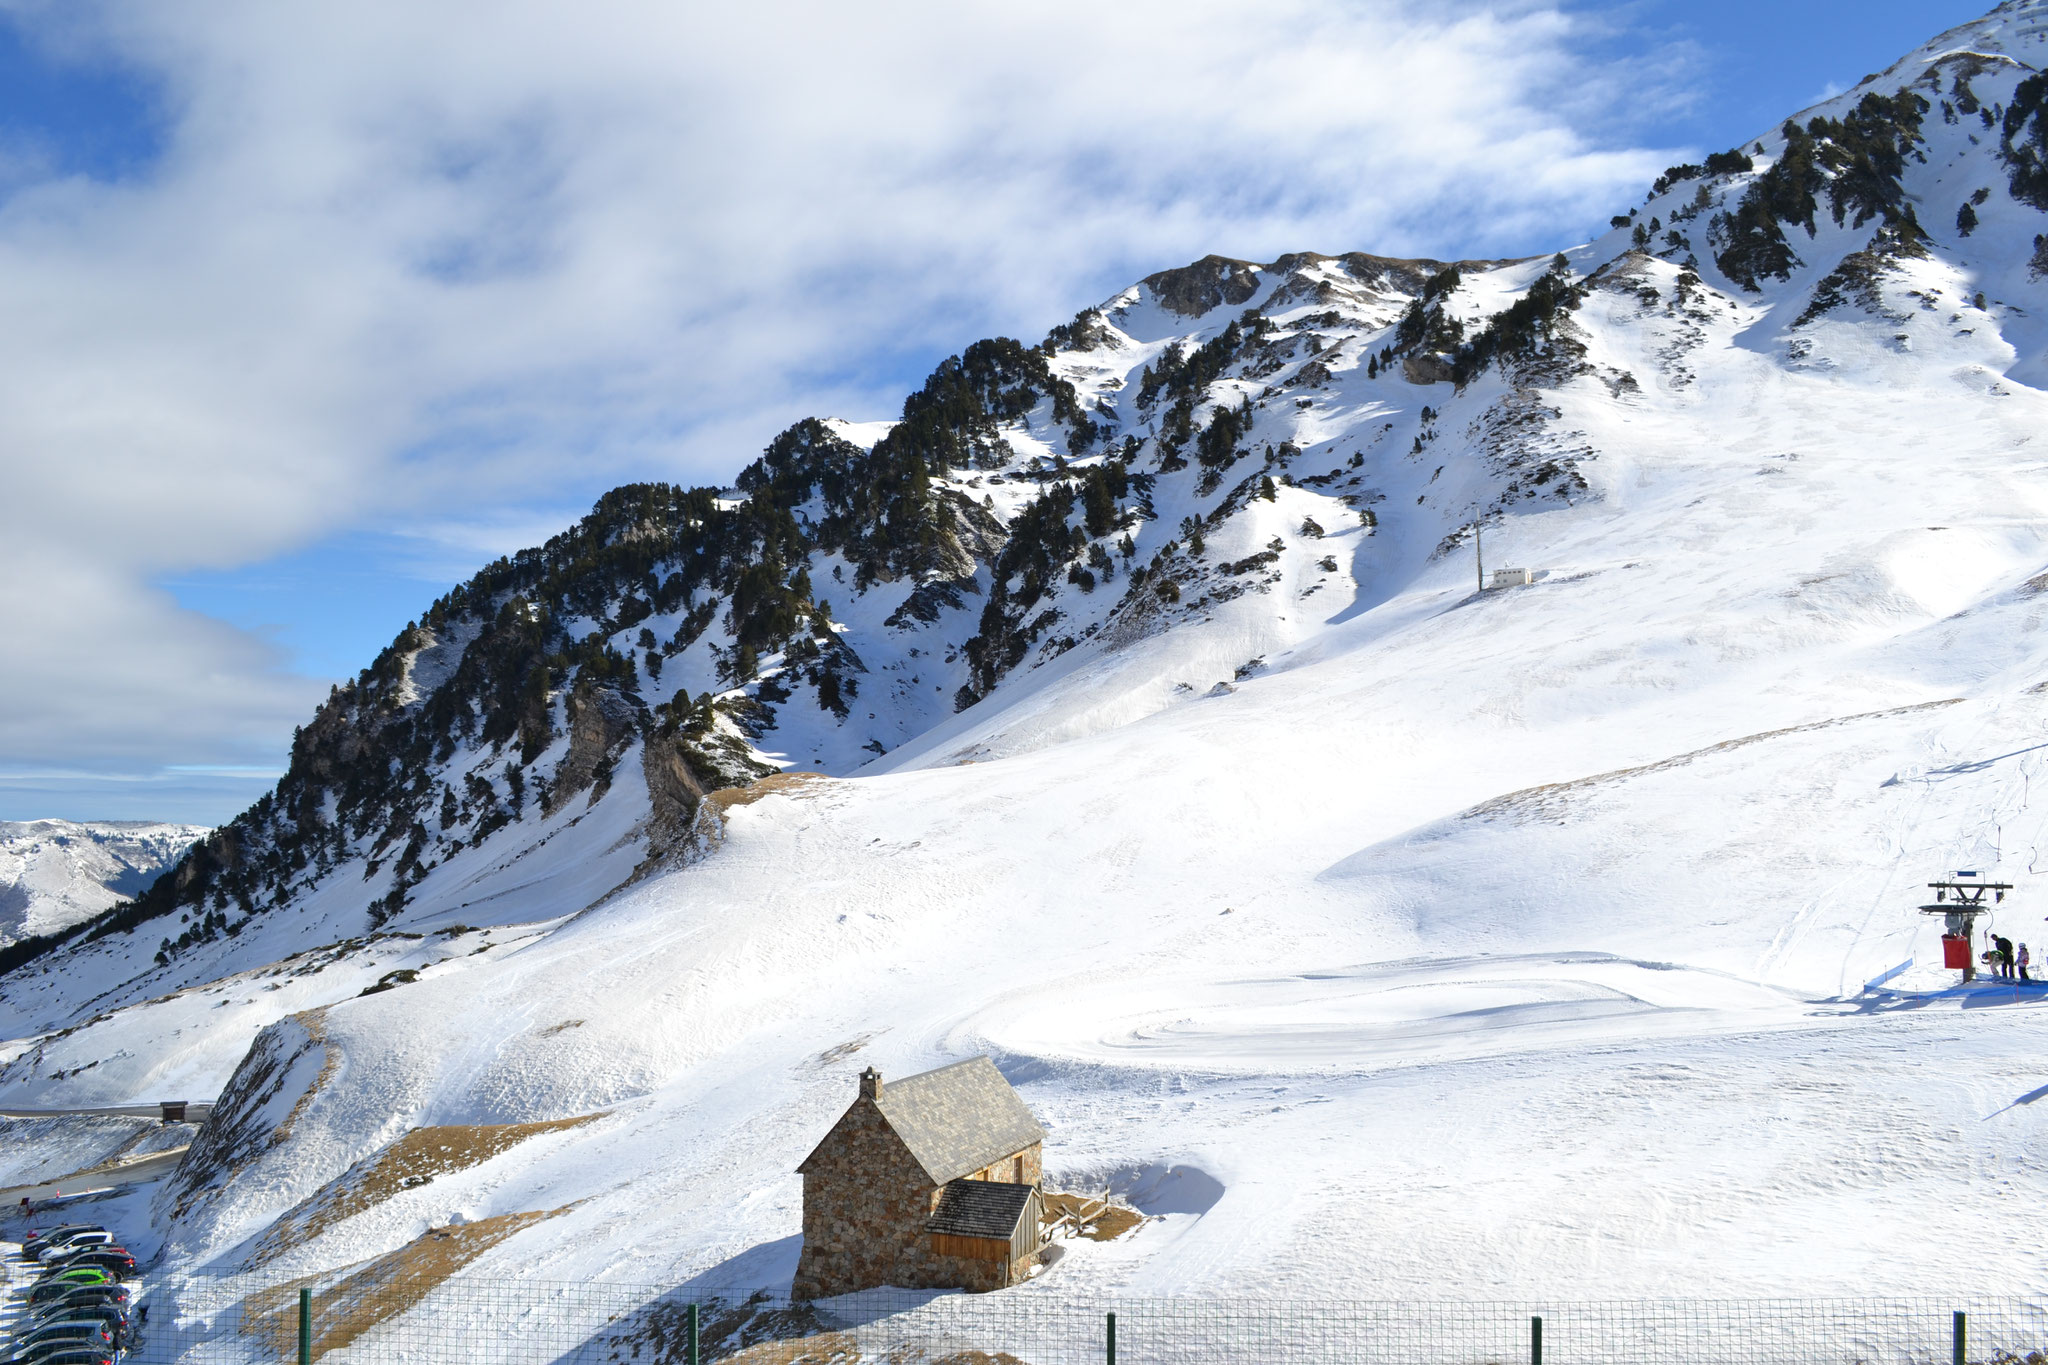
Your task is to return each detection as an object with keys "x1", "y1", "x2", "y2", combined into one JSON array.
[
  {"x1": 242, "y1": 1207, "x2": 569, "y2": 1360},
  {"x1": 254, "y1": 1113, "x2": 603, "y2": 1261},
  {"x1": 707, "y1": 771, "x2": 835, "y2": 812}
]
